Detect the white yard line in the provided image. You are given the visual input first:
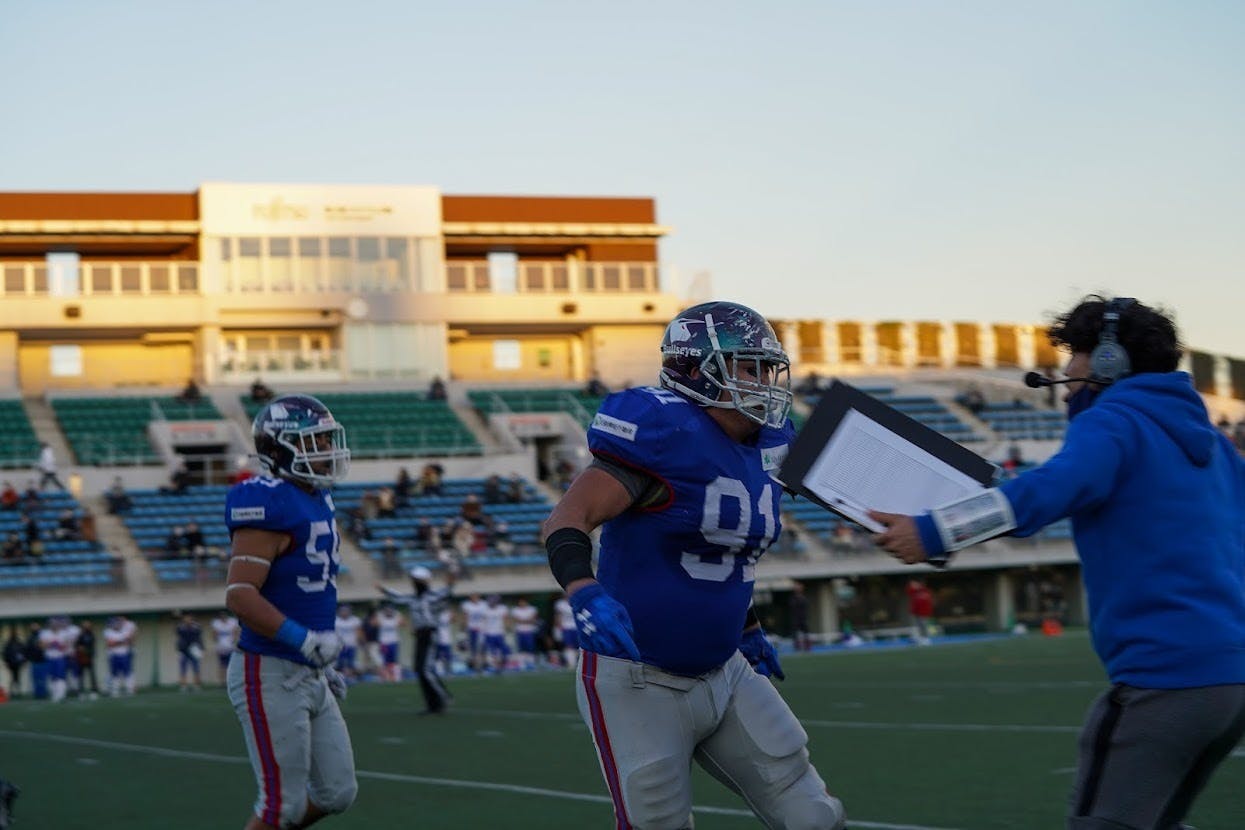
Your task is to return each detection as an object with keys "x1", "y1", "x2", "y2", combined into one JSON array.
[{"x1": 0, "y1": 728, "x2": 960, "y2": 830}]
